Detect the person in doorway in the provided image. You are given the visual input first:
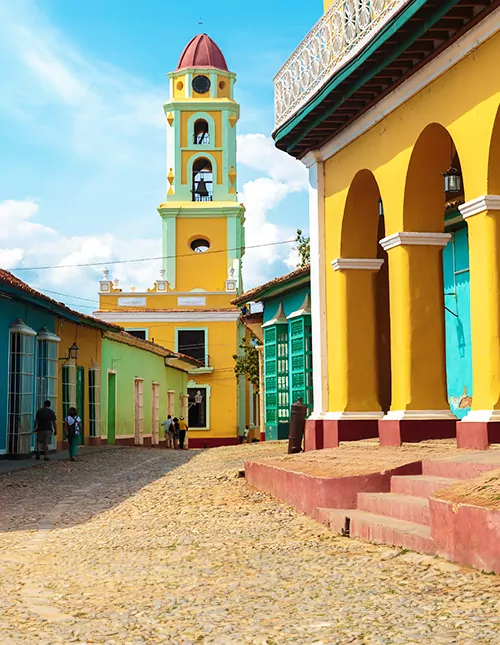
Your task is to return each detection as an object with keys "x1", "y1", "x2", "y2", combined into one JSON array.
[
  {"x1": 243, "y1": 425, "x2": 250, "y2": 444},
  {"x1": 34, "y1": 400, "x2": 57, "y2": 461},
  {"x1": 161, "y1": 415, "x2": 175, "y2": 449},
  {"x1": 172, "y1": 417, "x2": 180, "y2": 449},
  {"x1": 64, "y1": 407, "x2": 81, "y2": 462},
  {"x1": 178, "y1": 417, "x2": 188, "y2": 450}
]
